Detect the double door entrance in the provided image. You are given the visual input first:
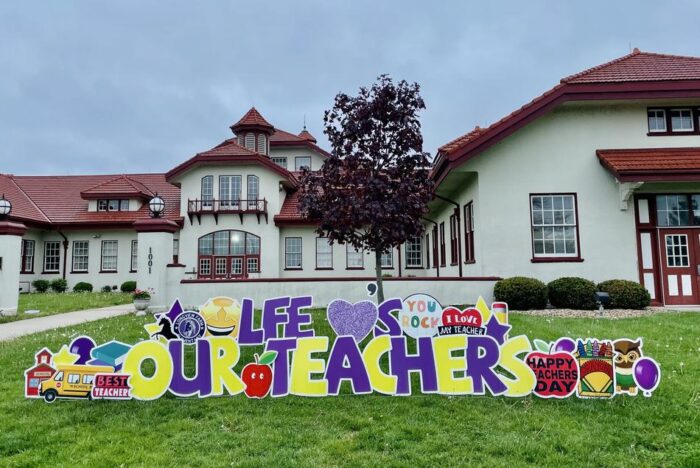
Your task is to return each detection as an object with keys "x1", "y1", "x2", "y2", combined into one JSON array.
[
  {"x1": 659, "y1": 228, "x2": 700, "y2": 306},
  {"x1": 213, "y1": 256, "x2": 245, "y2": 279}
]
